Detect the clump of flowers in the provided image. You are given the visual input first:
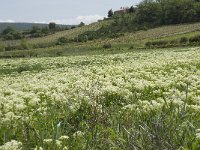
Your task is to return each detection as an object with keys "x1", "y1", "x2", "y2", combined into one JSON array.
[{"x1": 0, "y1": 140, "x2": 22, "y2": 150}]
